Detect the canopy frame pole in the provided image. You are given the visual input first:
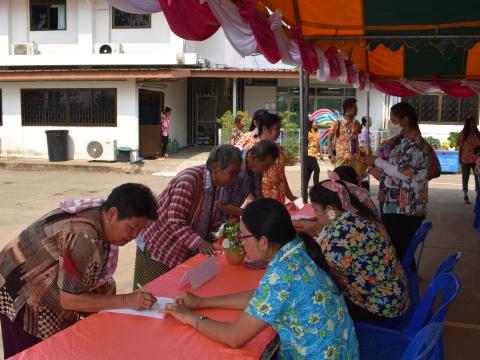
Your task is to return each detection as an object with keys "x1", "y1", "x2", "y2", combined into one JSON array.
[
  {"x1": 299, "y1": 67, "x2": 310, "y2": 202},
  {"x1": 305, "y1": 34, "x2": 480, "y2": 41},
  {"x1": 366, "y1": 87, "x2": 371, "y2": 187}
]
